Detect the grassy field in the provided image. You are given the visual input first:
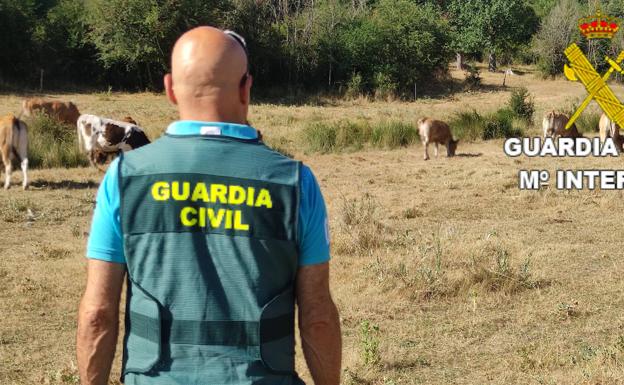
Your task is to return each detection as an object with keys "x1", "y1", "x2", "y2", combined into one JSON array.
[{"x1": 3, "y1": 66, "x2": 624, "y2": 384}]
